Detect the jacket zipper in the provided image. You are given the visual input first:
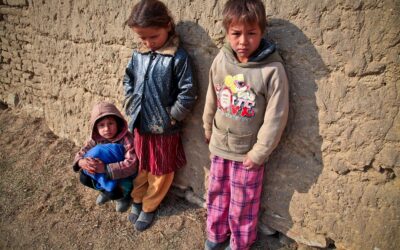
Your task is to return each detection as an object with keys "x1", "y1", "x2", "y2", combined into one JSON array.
[
  {"x1": 140, "y1": 52, "x2": 156, "y2": 128},
  {"x1": 144, "y1": 52, "x2": 156, "y2": 81}
]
